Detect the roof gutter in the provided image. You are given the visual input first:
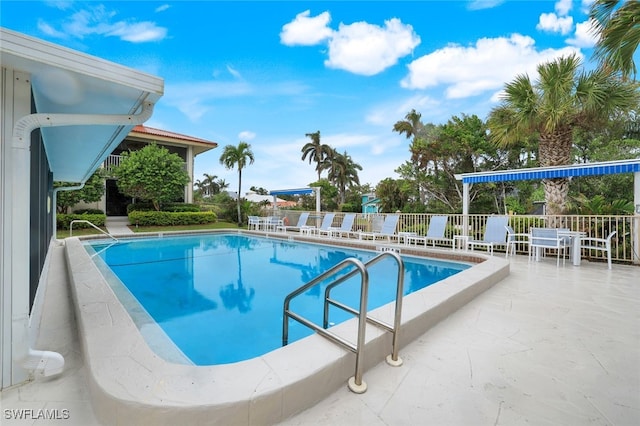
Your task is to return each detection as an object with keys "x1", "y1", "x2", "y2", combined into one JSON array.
[{"x1": 13, "y1": 100, "x2": 154, "y2": 378}]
